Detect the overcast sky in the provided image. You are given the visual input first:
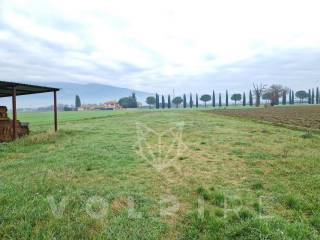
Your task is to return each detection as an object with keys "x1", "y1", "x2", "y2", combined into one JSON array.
[{"x1": 0, "y1": 0, "x2": 320, "y2": 94}]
